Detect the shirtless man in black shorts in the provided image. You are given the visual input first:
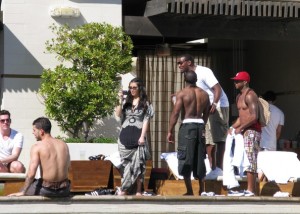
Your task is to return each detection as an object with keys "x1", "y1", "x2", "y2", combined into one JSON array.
[
  {"x1": 9, "y1": 117, "x2": 70, "y2": 197},
  {"x1": 167, "y1": 70, "x2": 210, "y2": 195}
]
